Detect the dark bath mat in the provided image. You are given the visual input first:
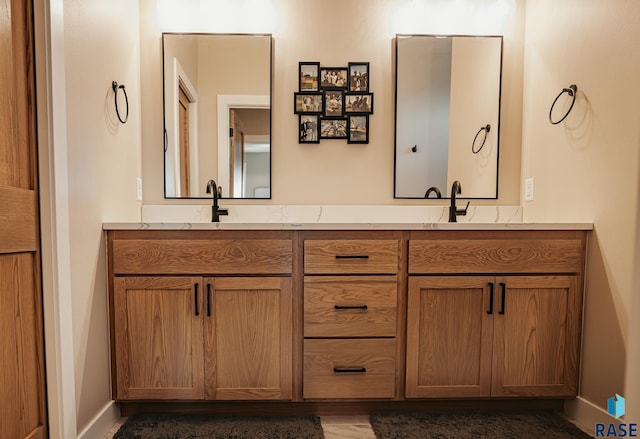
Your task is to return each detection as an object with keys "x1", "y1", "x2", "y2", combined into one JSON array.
[
  {"x1": 113, "y1": 413, "x2": 324, "y2": 439},
  {"x1": 370, "y1": 411, "x2": 592, "y2": 438}
]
